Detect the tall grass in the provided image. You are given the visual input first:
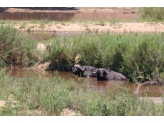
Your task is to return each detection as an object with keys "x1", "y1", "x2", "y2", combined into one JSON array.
[
  {"x1": 138, "y1": 7, "x2": 164, "y2": 21},
  {"x1": 44, "y1": 32, "x2": 164, "y2": 82},
  {"x1": 0, "y1": 25, "x2": 38, "y2": 67},
  {"x1": 1, "y1": 69, "x2": 164, "y2": 116}
]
